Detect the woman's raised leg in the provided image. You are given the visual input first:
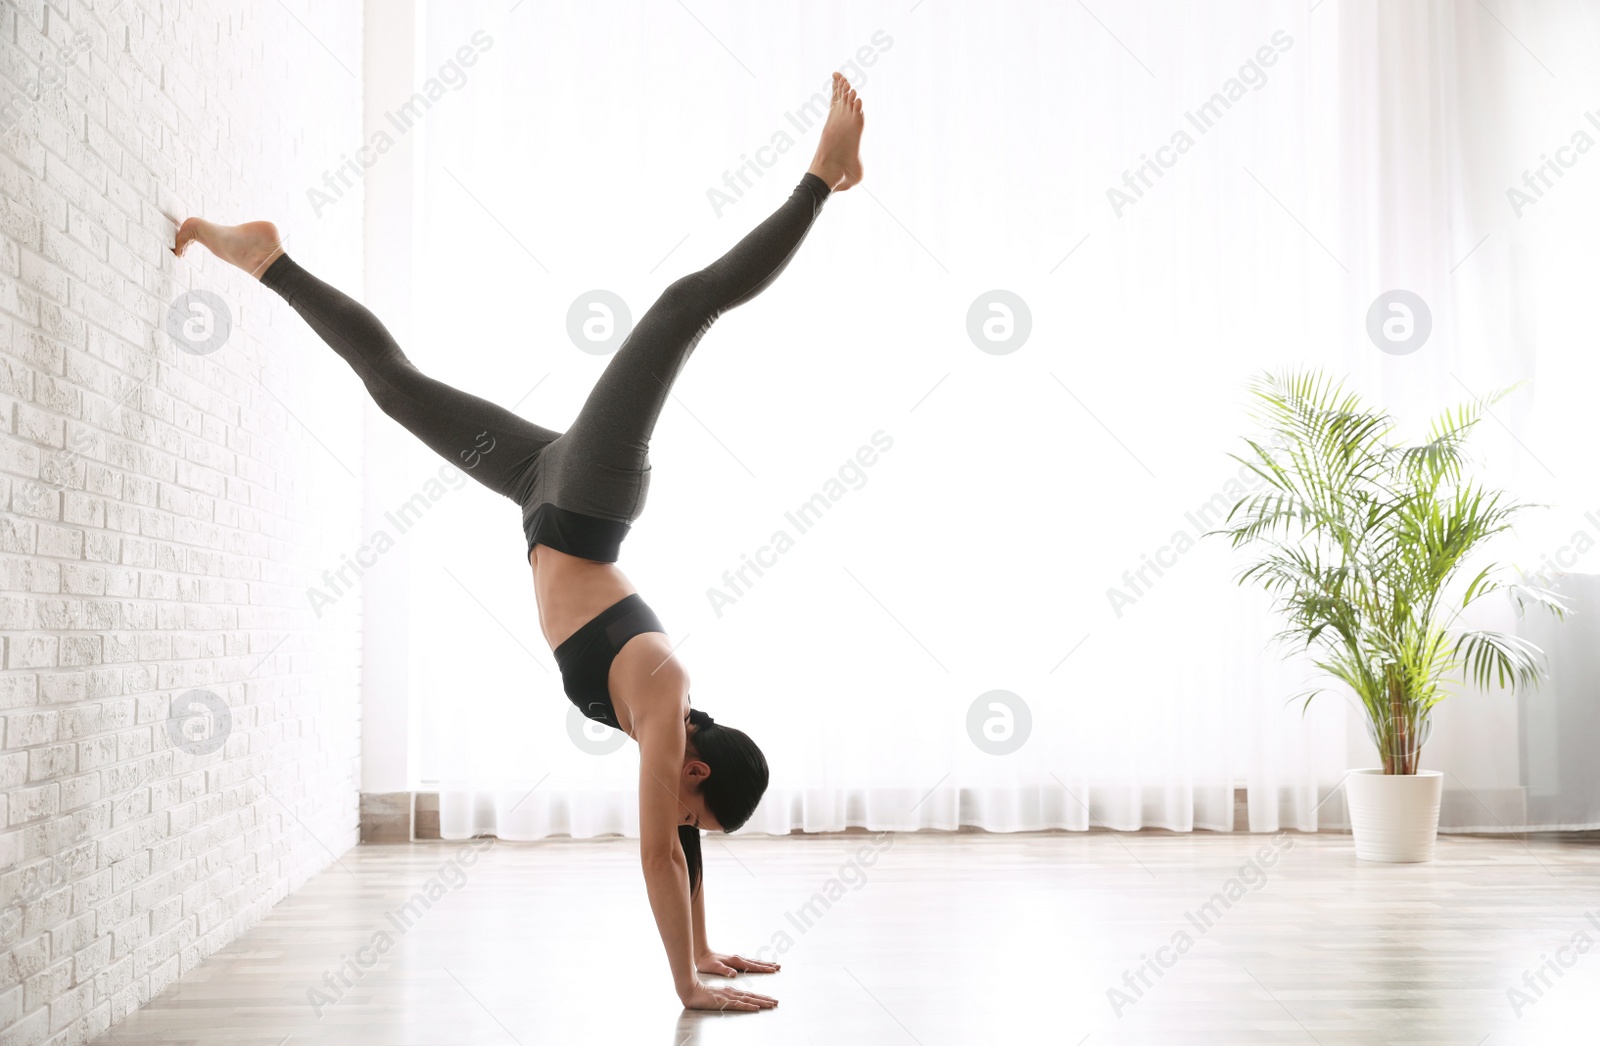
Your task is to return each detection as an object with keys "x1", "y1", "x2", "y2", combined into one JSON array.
[
  {"x1": 558, "y1": 72, "x2": 866, "y2": 476},
  {"x1": 173, "y1": 220, "x2": 558, "y2": 504}
]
